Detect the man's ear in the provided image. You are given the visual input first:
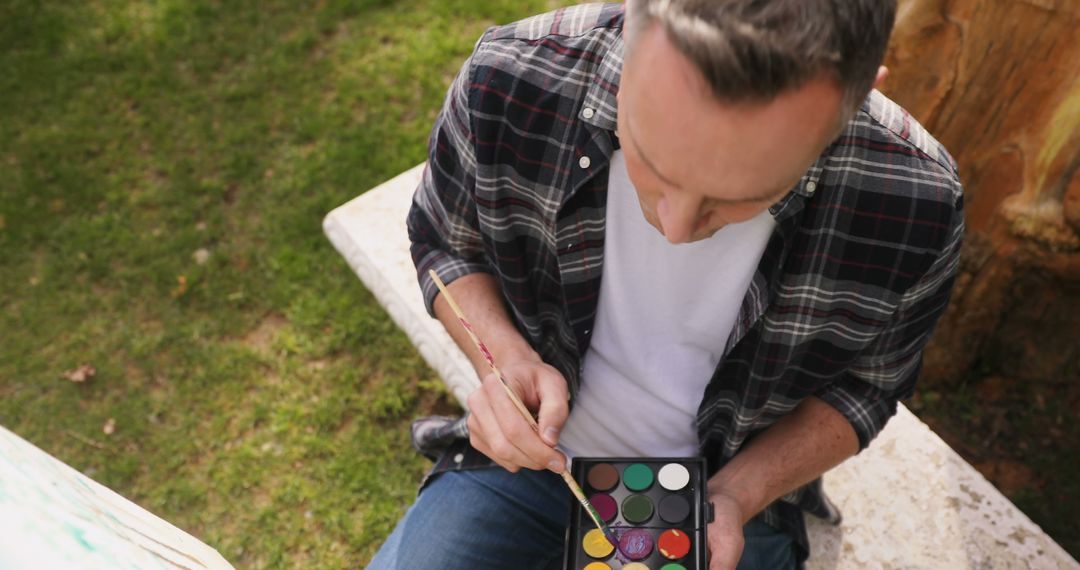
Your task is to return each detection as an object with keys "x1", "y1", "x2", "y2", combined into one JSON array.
[{"x1": 873, "y1": 65, "x2": 889, "y2": 90}]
